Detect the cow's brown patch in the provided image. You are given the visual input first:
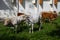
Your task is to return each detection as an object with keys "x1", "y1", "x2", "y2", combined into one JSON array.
[
  {"x1": 41, "y1": 11, "x2": 57, "y2": 23},
  {"x1": 17, "y1": 13, "x2": 25, "y2": 16}
]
